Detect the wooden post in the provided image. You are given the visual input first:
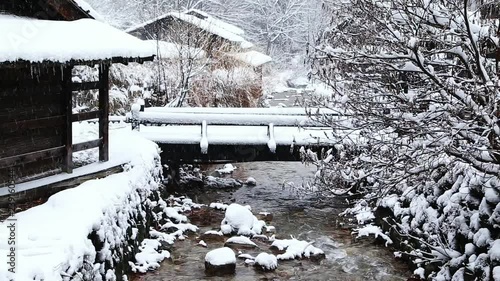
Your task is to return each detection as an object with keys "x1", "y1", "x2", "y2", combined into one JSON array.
[
  {"x1": 62, "y1": 65, "x2": 74, "y2": 173},
  {"x1": 99, "y1": 64, "x2": 110, "y2": 162}
]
